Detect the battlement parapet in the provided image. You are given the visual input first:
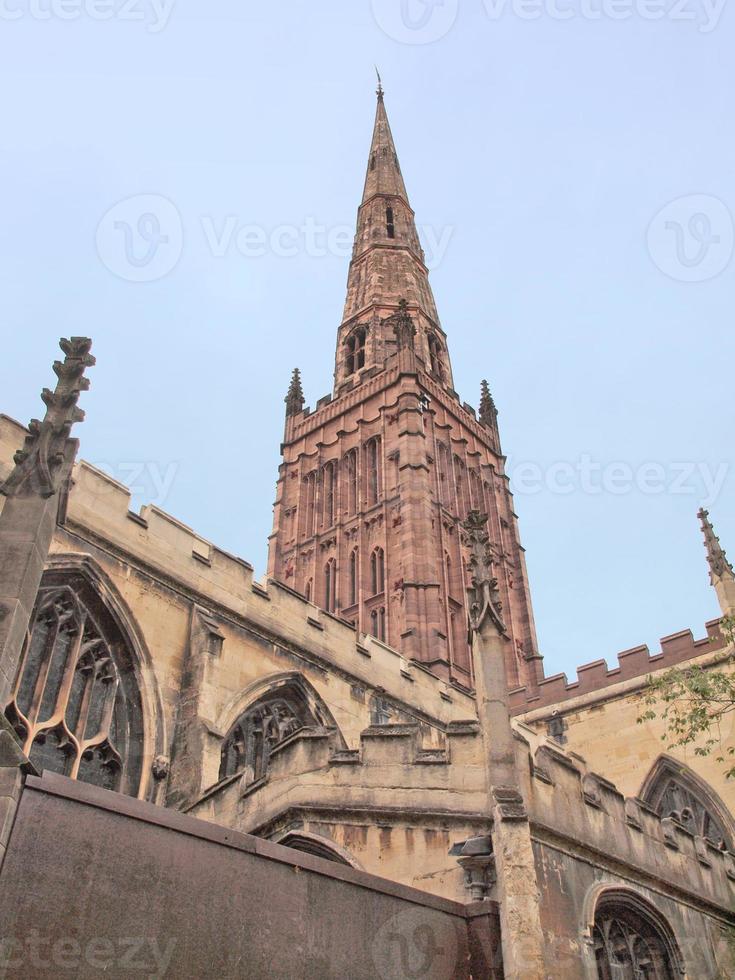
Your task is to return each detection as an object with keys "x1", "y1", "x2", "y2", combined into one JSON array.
[{"x1": 510, "y1": 622, "x2": 728, "y2": 715}]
